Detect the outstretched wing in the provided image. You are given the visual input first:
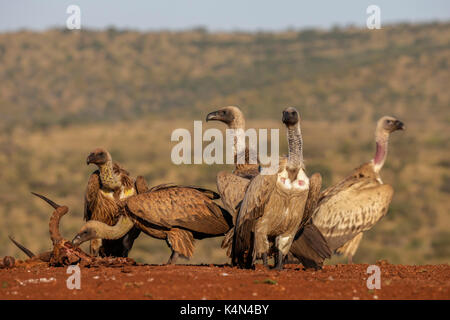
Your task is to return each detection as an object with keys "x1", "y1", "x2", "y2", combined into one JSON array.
[
  {"x1": 84, "y1": 170, "x2": 101, "y2": 221},
  {"x1": 313, "y1": 178, "x2": 393, "y2": 252},
  {"x1": 125, "y1": 186, "x2": 231, "y2": 235},
  {"x1": 232, "y1": 173, "x2": 277, "y2": 267}
]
